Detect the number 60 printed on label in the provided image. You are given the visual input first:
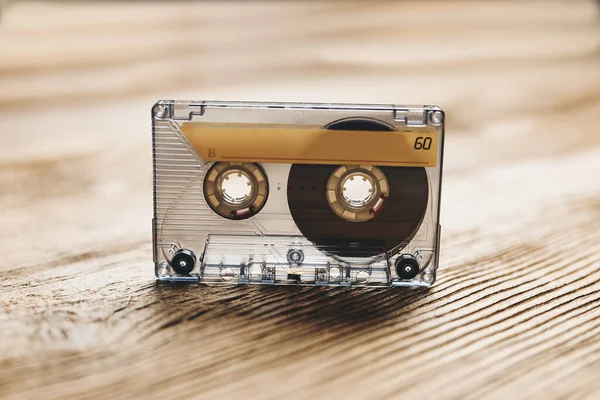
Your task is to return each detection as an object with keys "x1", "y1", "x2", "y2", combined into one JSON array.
[{"x1": 414, "y1": 136, "x2": 433, "y2": 150}]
